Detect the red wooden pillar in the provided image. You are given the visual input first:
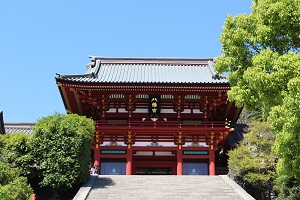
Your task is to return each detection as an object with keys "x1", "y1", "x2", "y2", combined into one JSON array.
[
  {"x1": 93, "y1": 145, "x2": 100, "y2": 174},
  {"x1": 209, "y1": 146, "x2": 215, "y2": 176},
  {"x1": 177, "y1": 148, "x2": 183, "y2": 175},
  {"x1": 126, "y1": 148, "x2": 132, "y2": 175}
]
